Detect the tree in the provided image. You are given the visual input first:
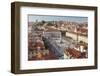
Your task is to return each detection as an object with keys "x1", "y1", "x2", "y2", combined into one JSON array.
[
  {"x1": 79, "y1": 41, "x2": 84, "y2": 44},
  {"x1": 42, "y1": 20, "x2": 46, "y2": 24}
]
